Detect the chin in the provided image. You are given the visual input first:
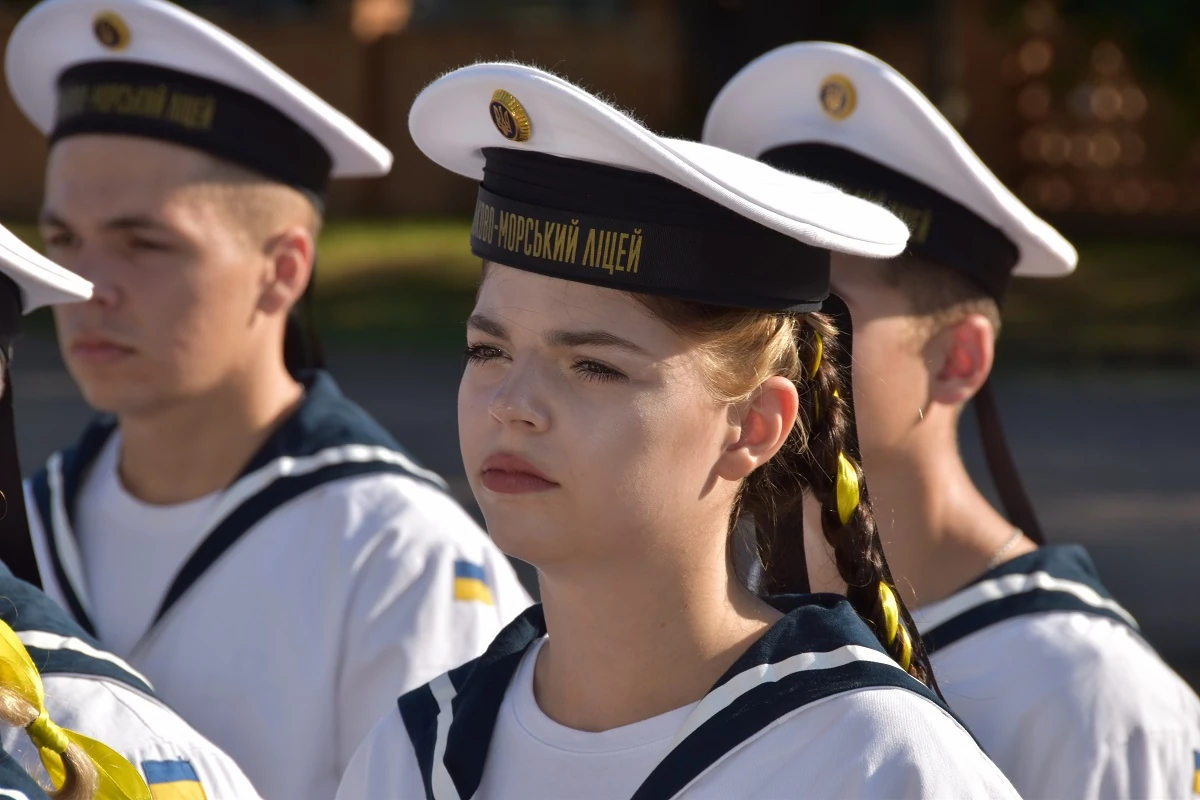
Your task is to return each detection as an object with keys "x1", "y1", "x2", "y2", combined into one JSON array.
[
  {"x1": 69, "y1": 368, "x2": 169, "y2": 417},
  {"x1": 479, "y1": 504, "x2": 576, "y2": 567}
]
